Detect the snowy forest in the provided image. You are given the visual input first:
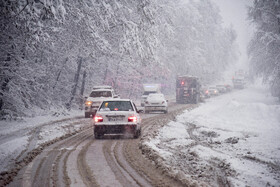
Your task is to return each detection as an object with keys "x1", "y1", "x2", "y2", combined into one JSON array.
[
  {"x1": 1, "y1": 0, "x2": 239, "y2": 119},
  {"x1": 248, "y1": 0, "x2": 280, "y2": 100}
]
